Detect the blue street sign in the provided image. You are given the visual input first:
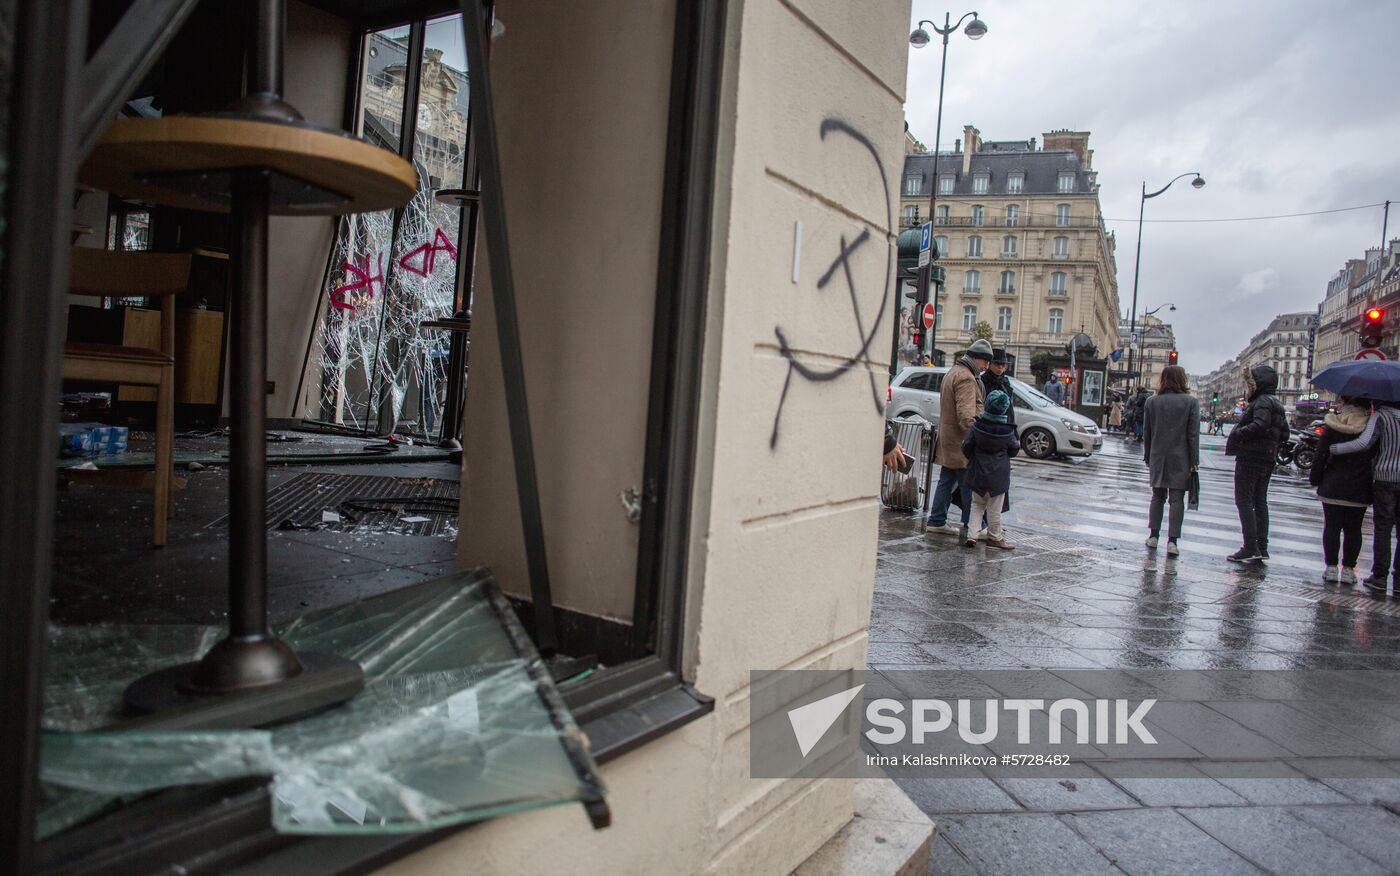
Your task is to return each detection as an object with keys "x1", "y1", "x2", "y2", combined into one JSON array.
[{"x1": 918, "y1": 222, "x2": 932, "y2": 253}]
